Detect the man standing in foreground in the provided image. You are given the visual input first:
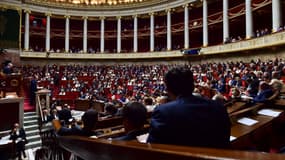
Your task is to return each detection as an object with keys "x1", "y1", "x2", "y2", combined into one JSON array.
[{"x1": 147, "y1": 67, "x2": 231, "y2": 148}]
